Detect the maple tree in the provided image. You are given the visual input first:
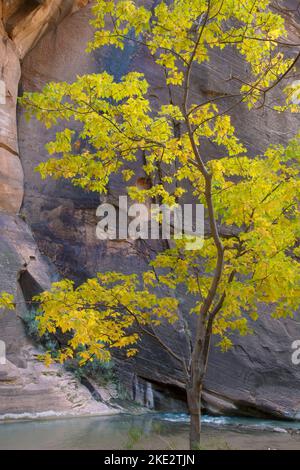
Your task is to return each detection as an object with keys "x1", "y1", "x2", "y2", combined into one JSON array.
[{"x1": 1, "y1": 0, "x2": 299, "y2": 448}]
